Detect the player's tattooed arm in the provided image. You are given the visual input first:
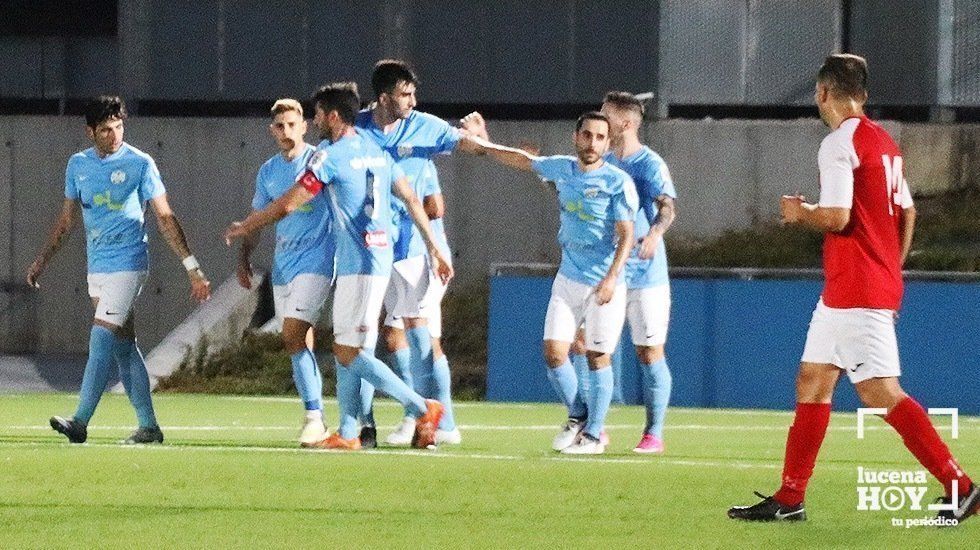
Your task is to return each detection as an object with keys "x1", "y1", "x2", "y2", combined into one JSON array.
[
  {"x1": 26, "y1": 199, "x2": 80, "y2": 288},
  {"x1": 393, "y1": 177, "x2": 454, "y2": 284},
  {"x1": 236, "y1": 215, "x2": 262, "y2": 289},
  {"x1": 596, "y1": 220, "x2": 635, "y2": 305},
  {"x1": 638, "y1": 195, "x2": 676, "y2": 260},
  {"x1": 899, "y1": 205, "x2": 916, "y2": 266},
  {"x1": 150, "y1": 194, "x2": 211, "y2": 303}
]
